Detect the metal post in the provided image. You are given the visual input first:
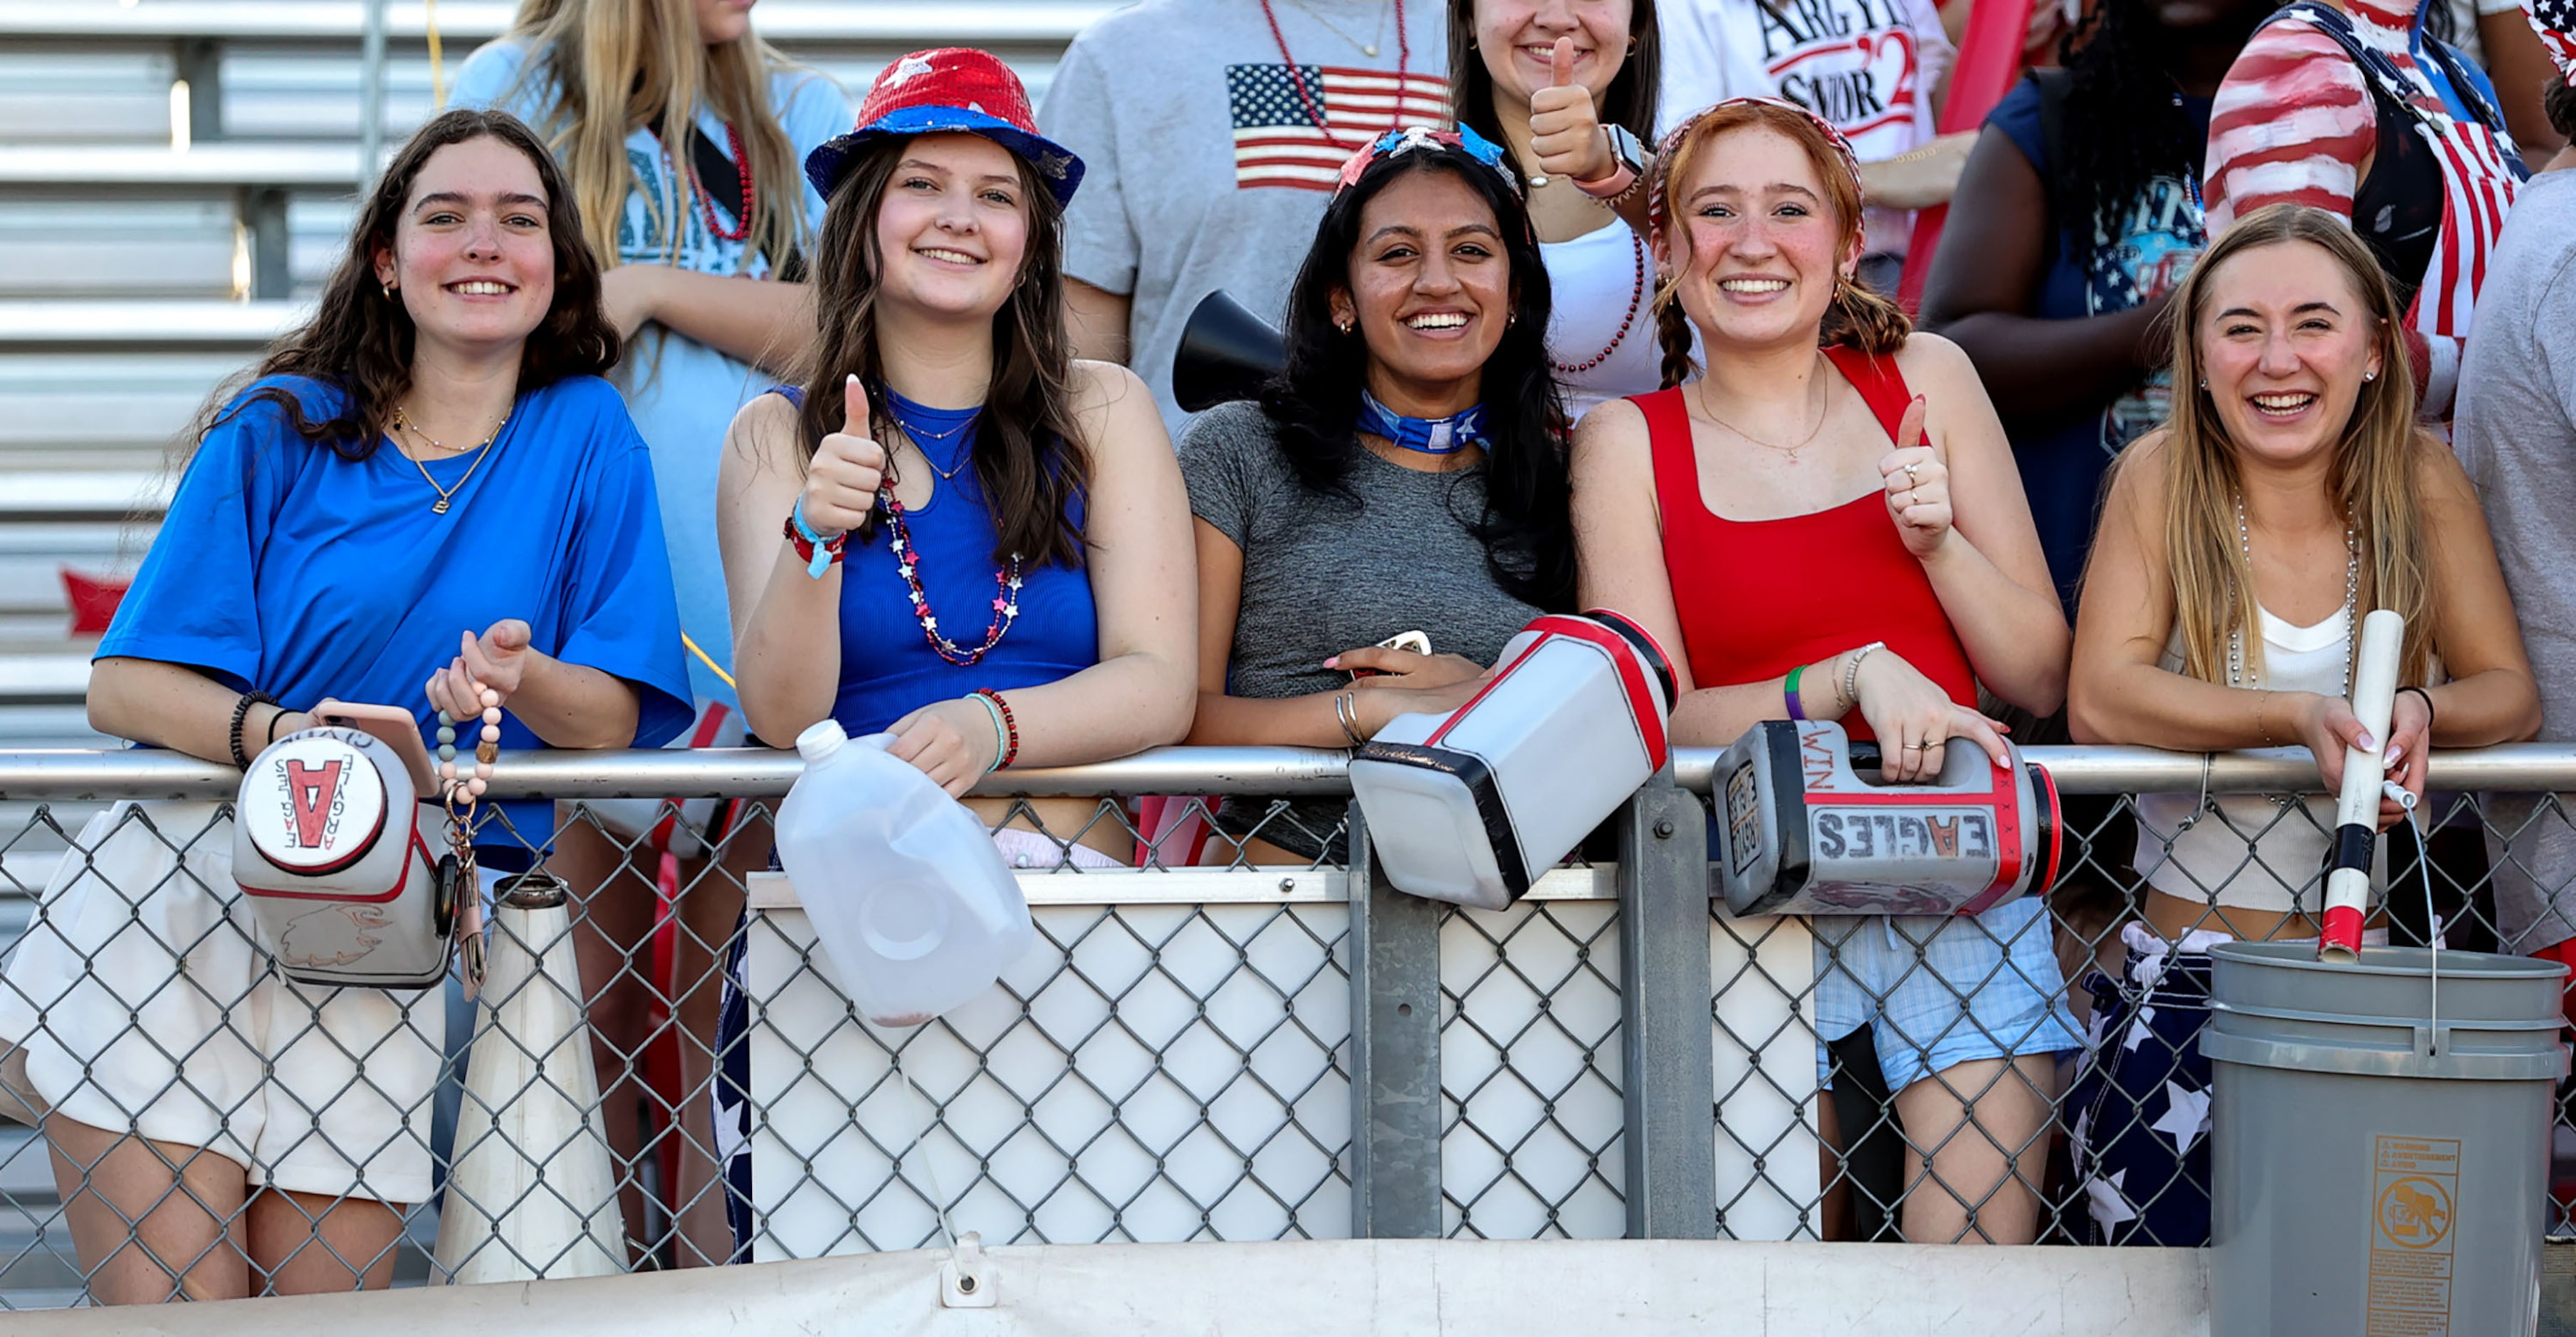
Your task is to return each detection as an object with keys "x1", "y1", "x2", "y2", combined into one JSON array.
[
  {"x1": 243, "y1": 187, "x2": 291, "y2": 300},
  {"x1": 175, "y1": 39, "x2": 222, "y2": 143},
  {"x1": 1618, "y1": 767, "x2": 1719, "y2": 1239},
  {"x1": 1344, "y1": 802, "x2": 1443, "y2": 1238},
  {"x1": 358, "y1": 0, "x2": 390, "y2": 185}
]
